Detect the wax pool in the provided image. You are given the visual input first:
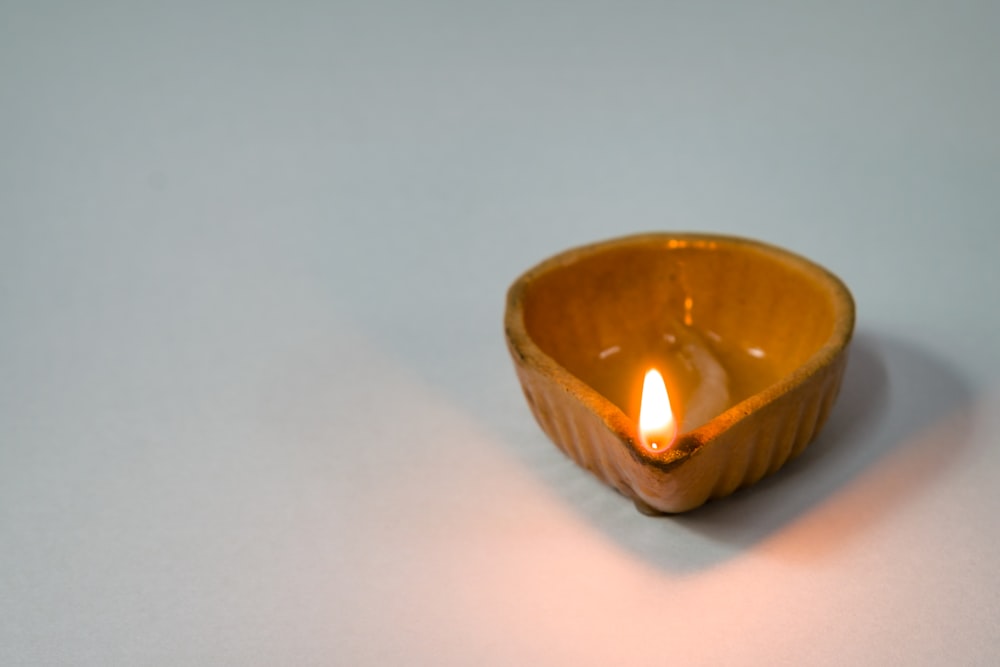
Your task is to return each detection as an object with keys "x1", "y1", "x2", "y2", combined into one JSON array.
[{"x1": 574, "y1": 318, "x2": 781, "y2": 435}]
